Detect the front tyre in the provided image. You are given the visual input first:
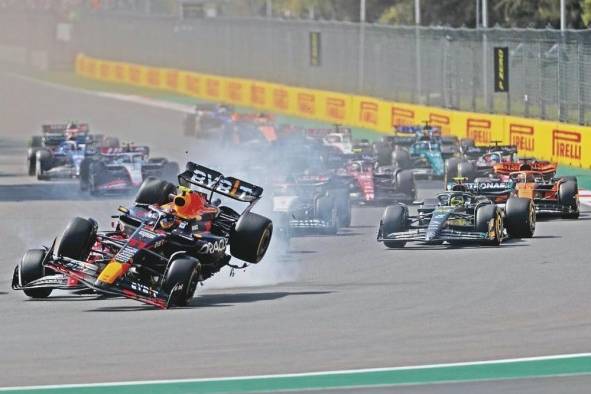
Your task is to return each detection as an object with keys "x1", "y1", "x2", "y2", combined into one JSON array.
[
  {"x1": 559, "y1": 180, "x2": 579, "y2": 219},
  {"x1": 162, "y1": 257, "x2": 199, "y2": 307},
  {"x1": 475, "y1": 205, "x2": 502, "y2": 246},
  {"x1": 505, "y1": 197, "x2": 535, "y2": 238},
  {"x1": 380, "y1": 205, "x2": 408, "y2": 248},
  {"x1": 57, "y1": 217, "x2": 98, "y2": 260},
  {"x1": 20, "y1": 249, "x2": 52, "y2": 298}
]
